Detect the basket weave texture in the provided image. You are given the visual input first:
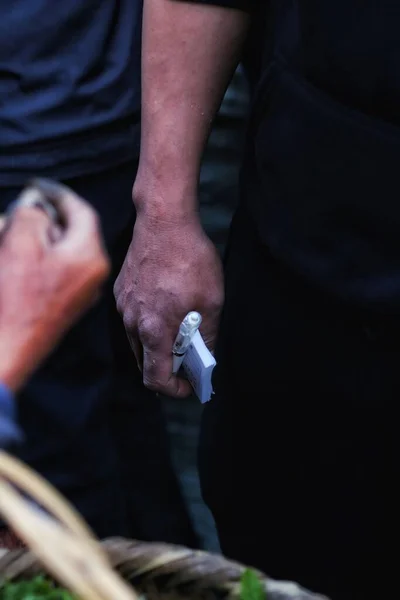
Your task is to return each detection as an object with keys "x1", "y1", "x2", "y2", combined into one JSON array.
[
  {"x1": 0, "y1": 537, "x2": 327, "y2": 600},
  {"x1": 0, "y1": 451, "x2": 328, "y2": 600}
]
